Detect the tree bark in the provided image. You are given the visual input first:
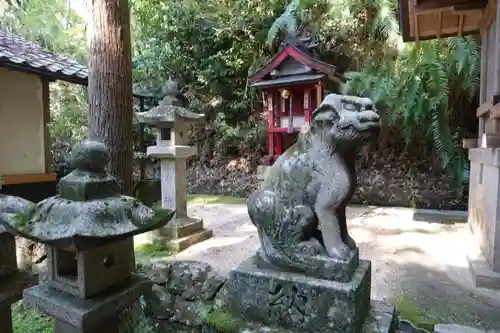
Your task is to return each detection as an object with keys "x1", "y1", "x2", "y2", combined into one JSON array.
[{"x1": 87, "y1": 0, "x2": 134, "y2": 195}]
